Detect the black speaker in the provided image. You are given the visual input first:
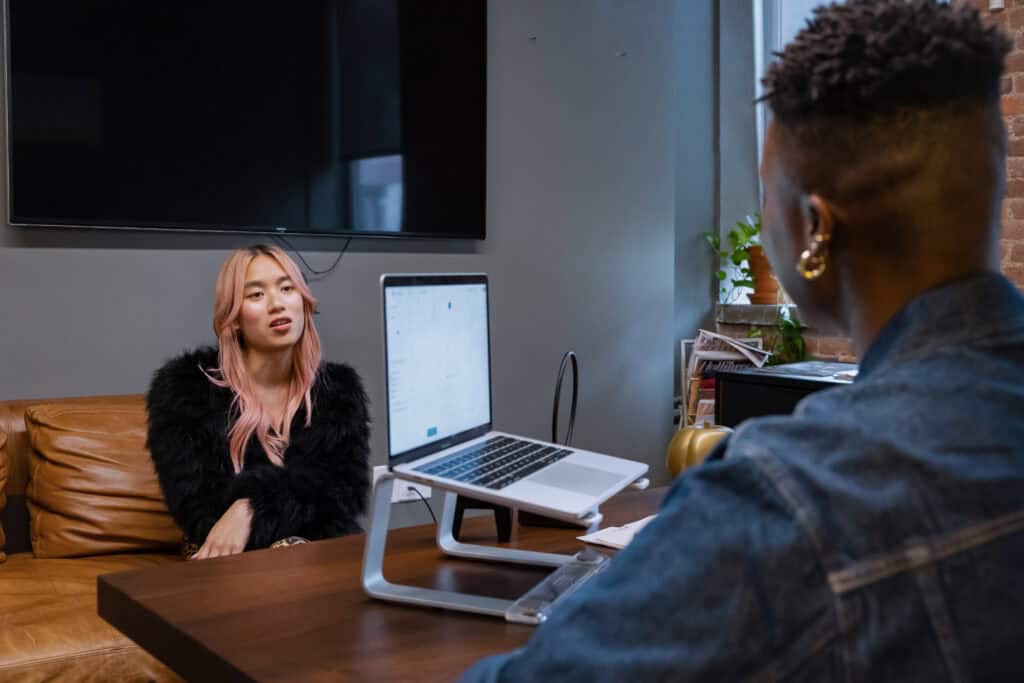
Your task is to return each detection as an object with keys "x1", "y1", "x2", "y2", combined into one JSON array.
[{"x1": 715, "y1": 361, "x2": 856, "y2": 427}]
